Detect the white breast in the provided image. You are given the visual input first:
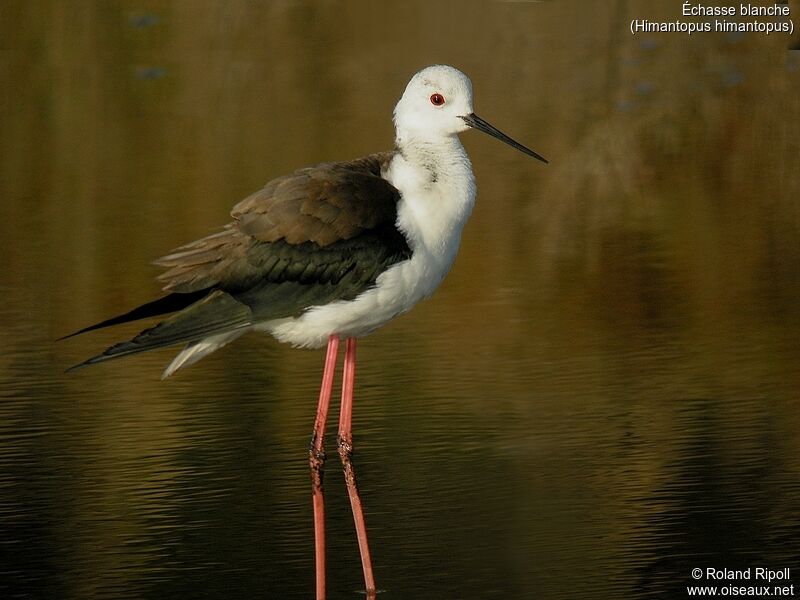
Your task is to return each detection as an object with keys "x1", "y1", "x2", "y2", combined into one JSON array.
[{"x1": 262, "y1": 142, "x2": 476, "y2": 349}]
